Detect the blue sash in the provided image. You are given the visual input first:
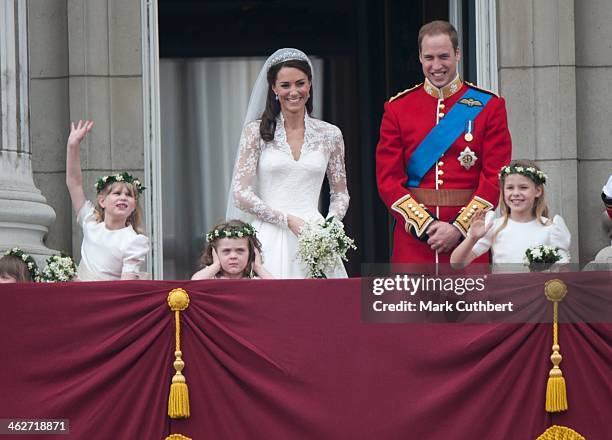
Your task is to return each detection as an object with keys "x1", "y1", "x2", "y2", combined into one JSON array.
[{"x1": 406, "y1": 88, "x2": 492, "y2": 187}]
